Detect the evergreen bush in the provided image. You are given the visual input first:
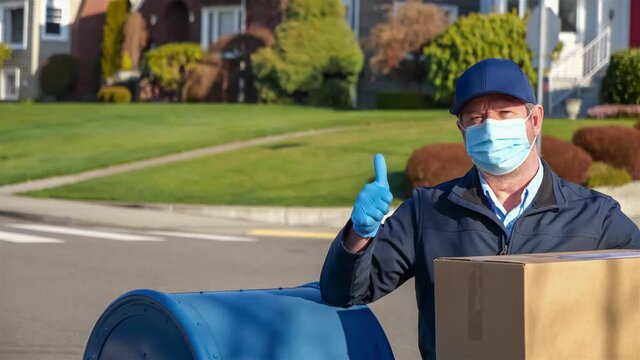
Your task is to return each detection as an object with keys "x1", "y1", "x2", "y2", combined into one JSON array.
[
  {"x1": 0, "y1": 43, "x2": 11, "y2": 66},
  {"x1": 97, "y1": 86, "x2": 132, "y2": 103},
  {"x1": 39, "y1": 54, "x2": 79, "y2": 100},
  {"x1": 143, "y1": 42, "x2": 203, "y2": 98},
  {"x1": 423, "y1": 12, "x2": 535, "y2": 104},
  {"x1": 252, "y1": 0, "x2": 363, "y2": 107},
  {"x1": 601, "y1": 49, "x2": 640, "y2": 104},
  {"x1": 101, "y1": 0, "x2": 130, "y2": 79},
  {"x1": 586, "y1": 162, "x2": 632, "y2": 188}
]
